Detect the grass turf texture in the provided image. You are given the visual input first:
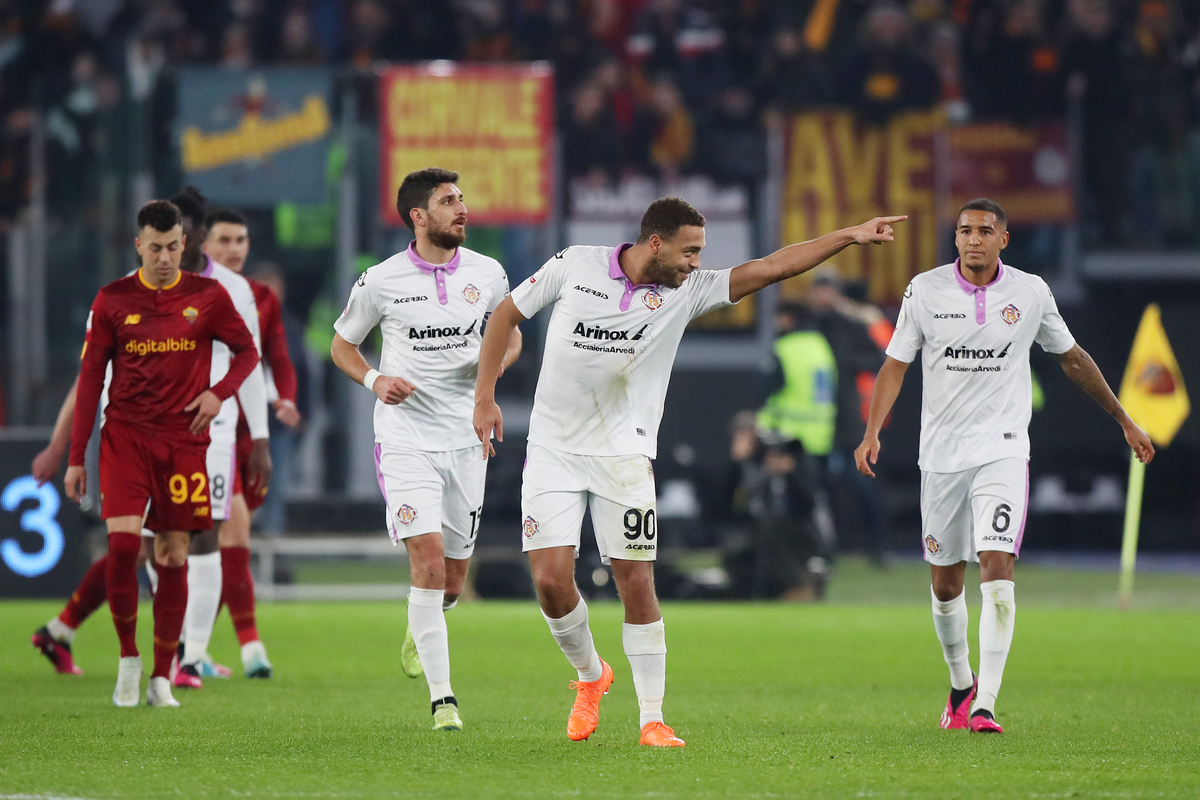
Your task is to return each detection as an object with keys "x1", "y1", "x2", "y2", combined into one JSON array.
[{"x1": 2, "y1": 559, "x2": 1198, "y2": 799}]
